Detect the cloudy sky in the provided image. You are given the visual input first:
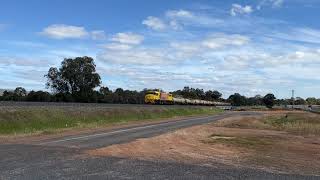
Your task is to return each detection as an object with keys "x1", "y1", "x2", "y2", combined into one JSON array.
[{"x1": 1, "y1": 0, "x2": 320, "y2": 98}]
